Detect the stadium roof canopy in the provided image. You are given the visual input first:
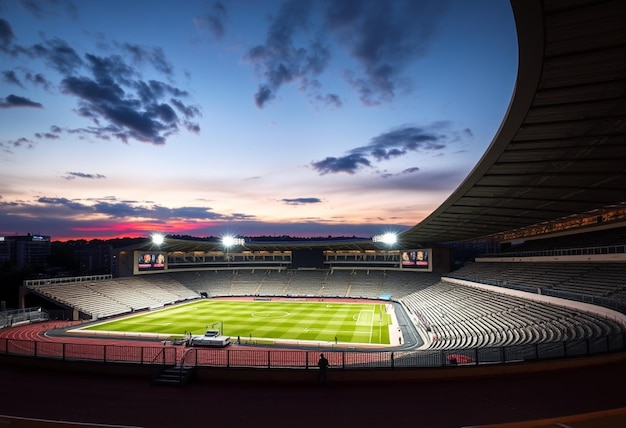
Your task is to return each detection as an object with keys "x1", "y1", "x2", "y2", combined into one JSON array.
[
  {"x1": 399, "y1": 0, "x2": 626, "y2": 247},
  {"x1": 130, "y1": 0, "x2": 626, "y2": 254}
]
